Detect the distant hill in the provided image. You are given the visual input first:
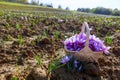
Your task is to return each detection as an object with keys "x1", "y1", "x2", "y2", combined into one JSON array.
[{"x1": 0, "y1": 1, "x2": 67, "y2": 12}]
